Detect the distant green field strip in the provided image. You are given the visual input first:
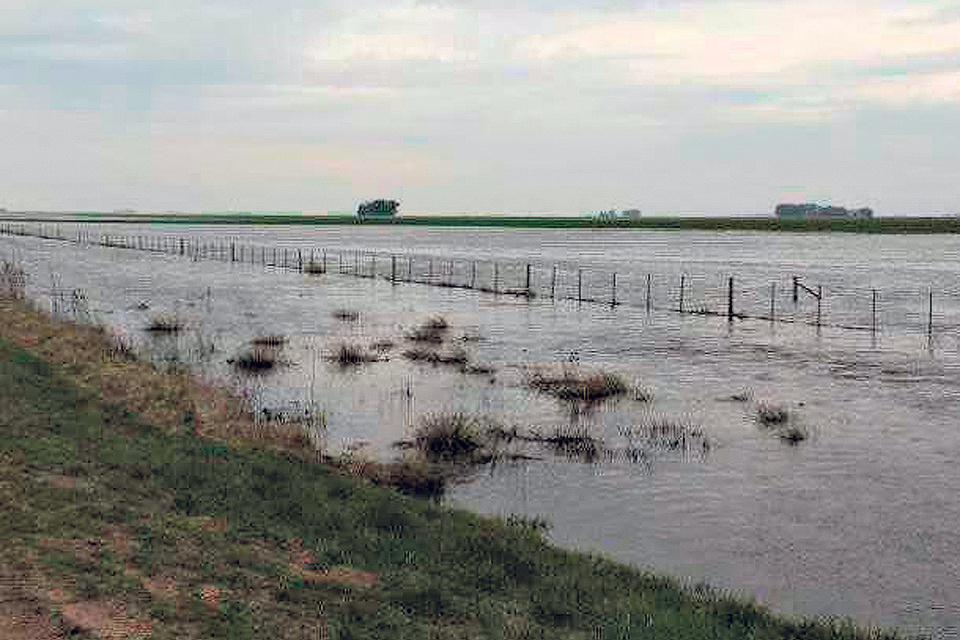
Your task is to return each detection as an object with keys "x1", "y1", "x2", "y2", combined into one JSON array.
[{"x1": 13, "y1": 212, "x2": 960, "y2": 233}]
